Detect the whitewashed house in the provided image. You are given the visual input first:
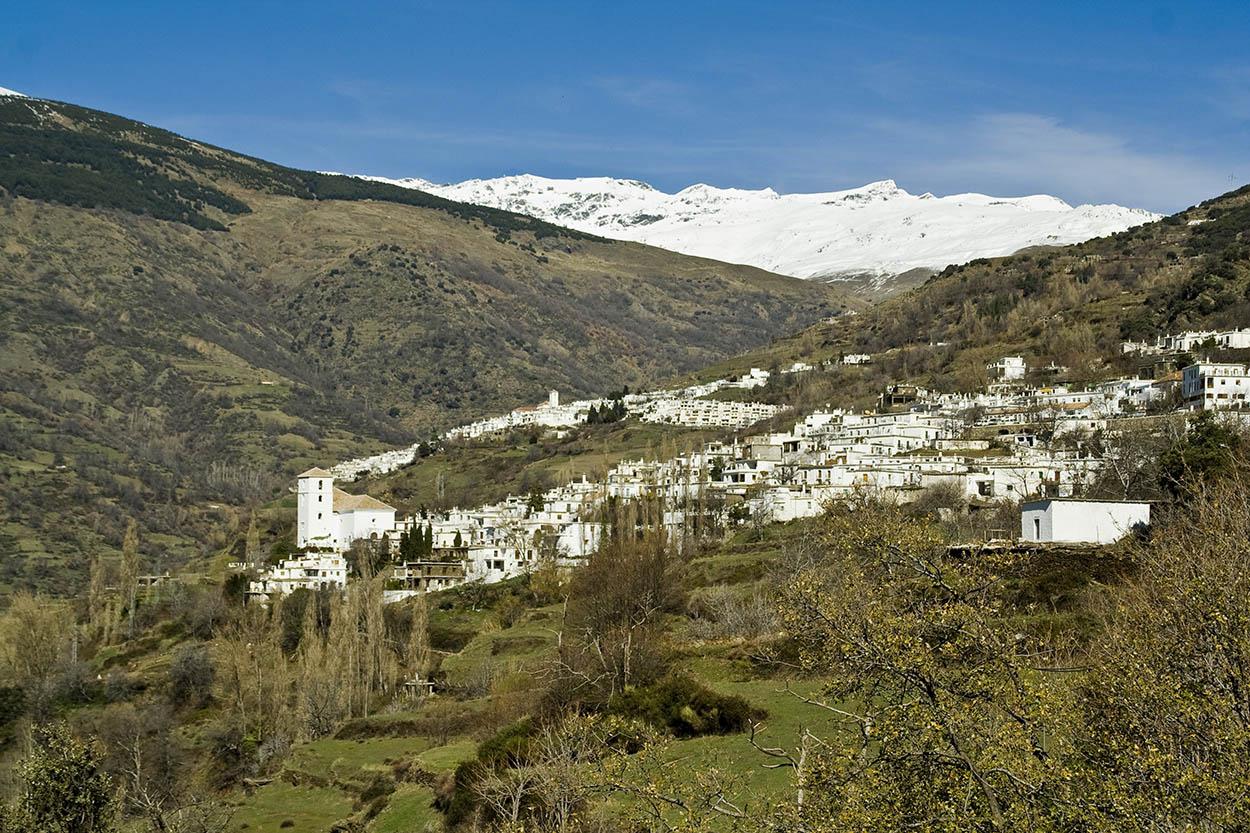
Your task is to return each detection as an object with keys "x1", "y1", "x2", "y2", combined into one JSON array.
[
  {"x1": 249, "y1": 553, "x2": 349, "y2": 596},
  {"x1": 987, "y1": 356, "x2": 1027, "y2": 381},
  {"x1": 1020, "y1": 498, "x2": 1150, "y2": 544},
  {"x1": 639, "y1": 398, "x2": 784, "y2": 428},
  {"x1": 1125, "y1": 327, "x2": 1250, "y2": 356},
  {"x1": 1181, "y1": 362, "x2": 1250, "y2": 410}
]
